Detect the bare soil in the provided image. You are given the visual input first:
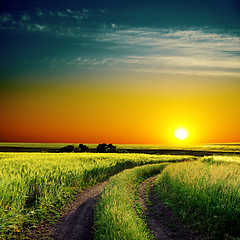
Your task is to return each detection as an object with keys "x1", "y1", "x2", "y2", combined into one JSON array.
[{"x1": 138, "y1": 176, "x2": 206, "y2": 240}]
